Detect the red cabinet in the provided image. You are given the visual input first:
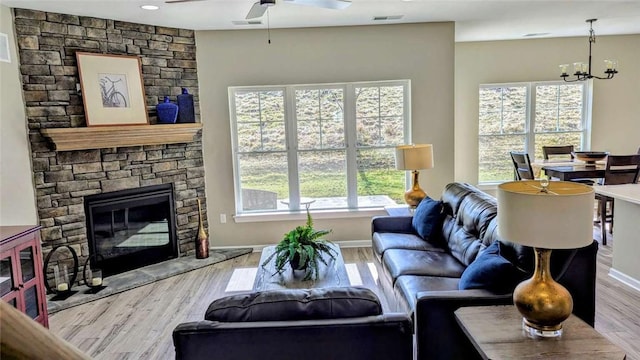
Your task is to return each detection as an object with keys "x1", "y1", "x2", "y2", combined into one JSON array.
[{"x1": 1, "y1": 226, "x2": 48, "y2": 328}]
